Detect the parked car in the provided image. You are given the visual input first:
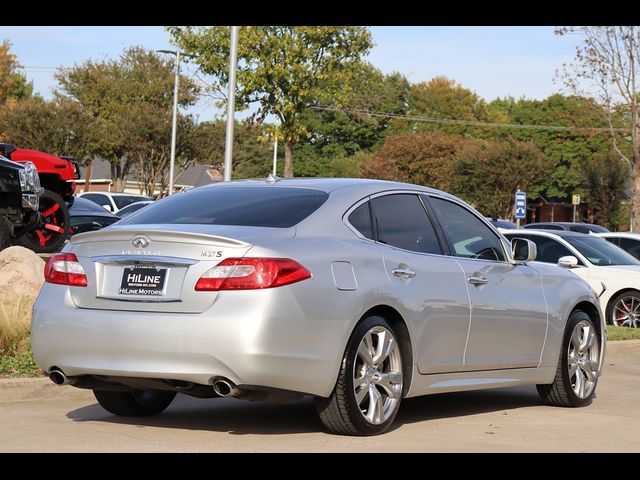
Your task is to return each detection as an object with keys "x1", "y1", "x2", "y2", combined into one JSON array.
[
  {"x1": 503, "y1": 229, "x2": 640, "y2": 328},
  {"x1": 78, "y1": 192, "x2": 152, "y2": 214},
  {"x1": 32, "y1": 179, "x2": 605, "y2": 435},
  {"x1": 1, "y1": 143, "x2": 78, "y2": 253},
  {"x1": 115, "y1": 200, "x2": 153, "y2": 219},
  {"x1": 0, "y1": 156, "x2": 41, "y2": 250},
  {"x1": 68, "y1": 197, "x2": 120, "y2": 237},
  {"x1": 523, "y1": 222, "x2": 609, "y2": 234},
  {"x1": 597, "y1": 232, "x2": 640, "y2": 262},
  {"x1": 485, "y1": 217, "x2": 517, "y2": 230}
]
